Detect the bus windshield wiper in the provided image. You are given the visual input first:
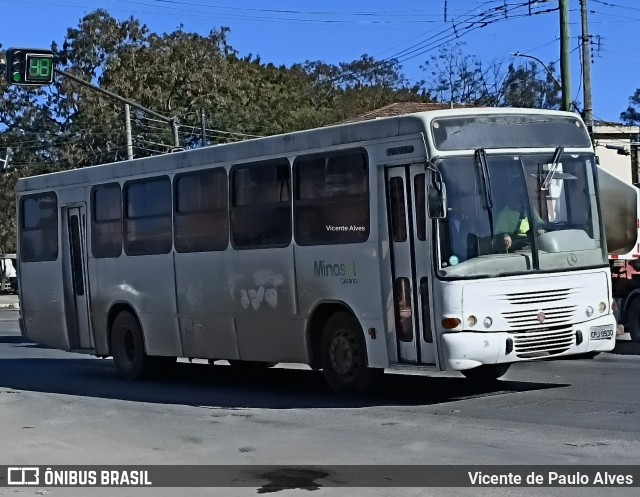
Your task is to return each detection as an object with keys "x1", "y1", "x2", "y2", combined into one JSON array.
[
  {"x1": 474, "y1": 148, "x2": 493, "y2": 209},
  {"x1": 541, "y1": 146, "x2": 564, "y2": 191}
]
